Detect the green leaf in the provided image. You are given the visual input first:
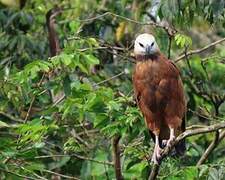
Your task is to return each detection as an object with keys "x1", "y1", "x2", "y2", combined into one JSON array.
[
  {"x1": 175, "y1": 33, "x2": 192, "y2": 48},
  {"x1": 91, "y1": 150, "x2": 108, "y2": 176},
  {"x1": 77, "y1": 62, "x2": 89, "y2": 74},
  {"x1": 69, "y1": 21, "x2": 80, "y2": 32},
  {"x1": 124, "y1": 161, "x2": 148, "y2": 179},
  {"x1": 84, "y1": 54, "x2": 100, "y2": 65},
  {"x1": 87, "y1": 38, "x2": 99, "y2": 47},
  {"x1": 61, "y1": 54, "x2": 72, "y2": 66}
]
